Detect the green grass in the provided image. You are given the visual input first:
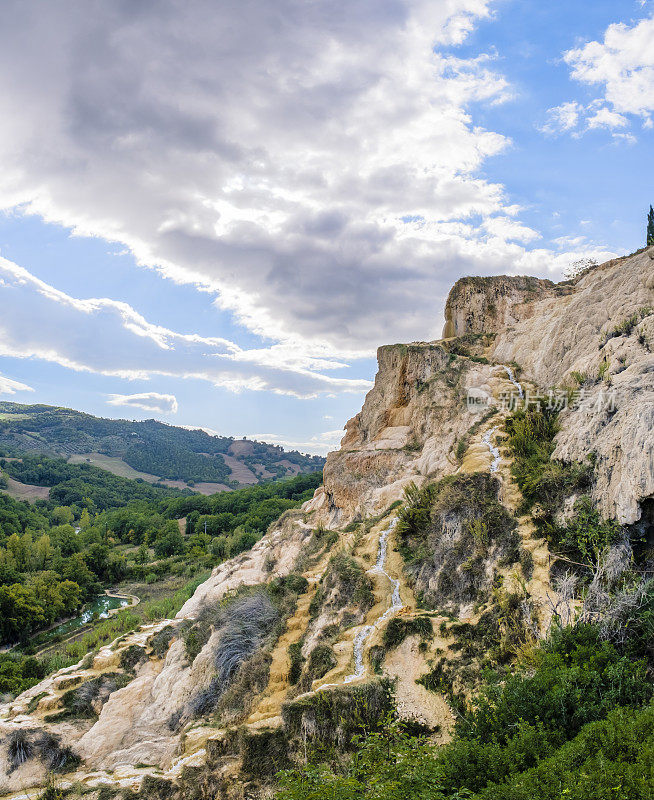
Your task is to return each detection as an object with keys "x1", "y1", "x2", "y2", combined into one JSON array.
[{"x1": 504, "y1": 408, "x2": 592, "y2": 515}]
